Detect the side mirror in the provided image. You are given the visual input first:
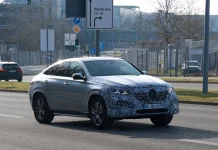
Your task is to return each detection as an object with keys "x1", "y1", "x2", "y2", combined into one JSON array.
[{"x1": 72, "y1": 73, "x2": 86, "y2": 80}]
